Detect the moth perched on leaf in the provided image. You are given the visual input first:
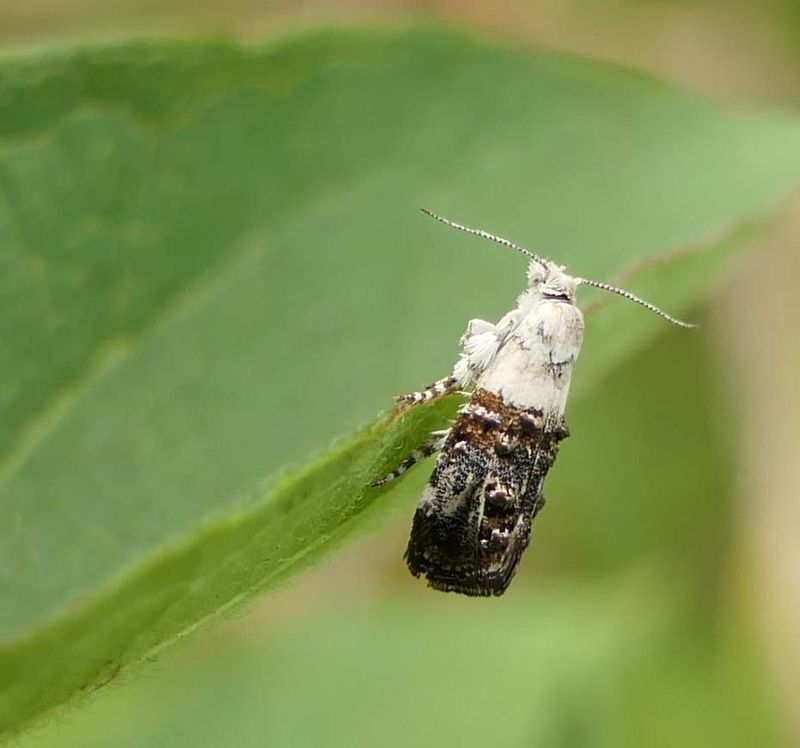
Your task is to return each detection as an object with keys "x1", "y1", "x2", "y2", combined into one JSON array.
[{"x1": 373, "y1": 210, "x2": 694, "y2": 597}]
